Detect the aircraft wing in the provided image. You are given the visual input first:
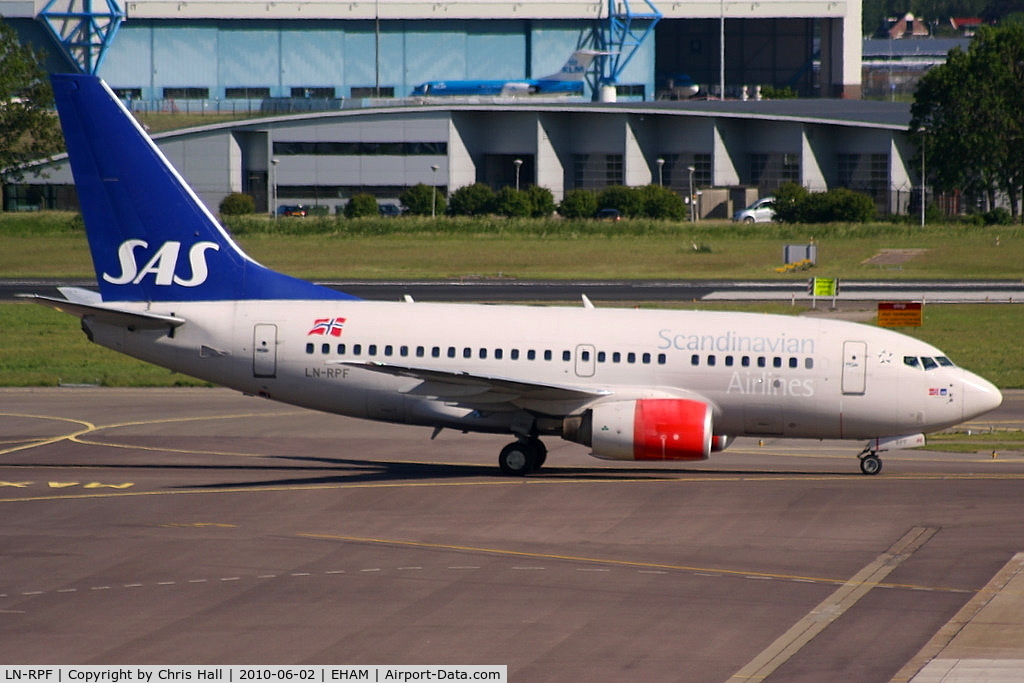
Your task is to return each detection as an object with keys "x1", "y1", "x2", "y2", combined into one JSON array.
[
  {"x1": 336, "y1": 360, "x2": 608, "y2": 405},
  {"x1": 17, "y1": 292, "x2": 186, "y2": 330}
]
